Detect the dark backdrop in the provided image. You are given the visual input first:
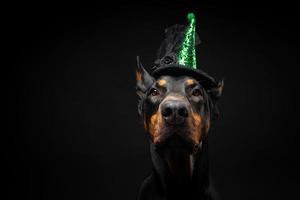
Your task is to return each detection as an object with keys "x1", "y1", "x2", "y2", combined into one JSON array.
[{"x1": 8, "y1": 2, "x2": 300, "y2": 200}]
